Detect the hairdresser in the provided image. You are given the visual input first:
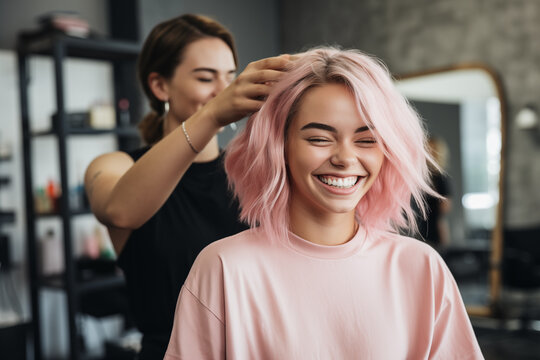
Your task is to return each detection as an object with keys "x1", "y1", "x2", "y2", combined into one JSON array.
[{"x1": 84, "y1": 14, "x2": 289, "y2": 359}]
